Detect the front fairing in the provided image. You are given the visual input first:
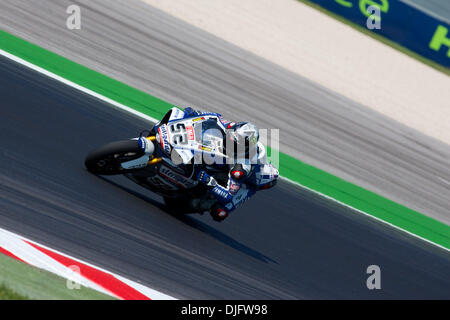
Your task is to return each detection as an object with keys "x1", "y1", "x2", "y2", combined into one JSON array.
[{"x1": 153, "y1": 109, "x2": 229, "y2": 165}]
